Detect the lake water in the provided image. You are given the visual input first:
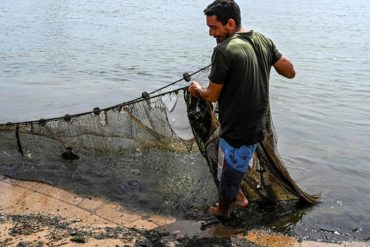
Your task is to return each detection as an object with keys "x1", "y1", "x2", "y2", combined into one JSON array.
[{"x1": 1, "y1": 0, "x2": 370, "y2": 242}]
